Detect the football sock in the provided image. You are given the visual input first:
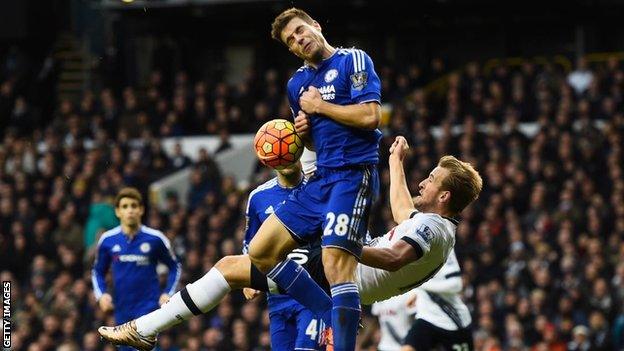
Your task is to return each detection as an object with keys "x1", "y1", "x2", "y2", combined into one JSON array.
[
  {"x1": 330, "y1": 282, "x2": 361, "y2": 351},
  {"x1": 266, "y1": 259, "x2": 332, "y2": 325},
  {"x1": 135, "y1": 268, "x2": 230, "y2": 336}
]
